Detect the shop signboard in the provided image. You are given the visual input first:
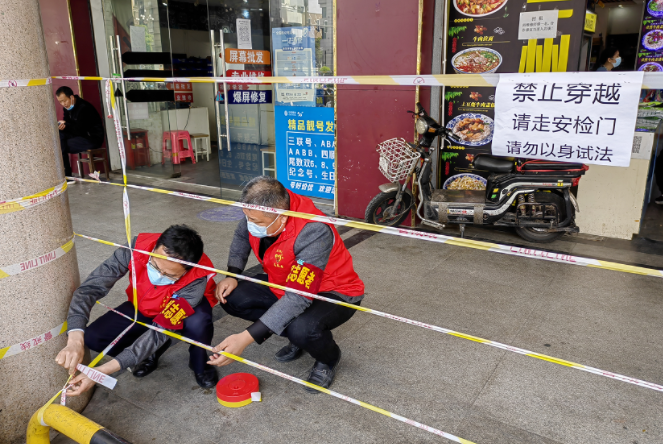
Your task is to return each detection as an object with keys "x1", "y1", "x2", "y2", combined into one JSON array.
[
  {"x1": 272, "y1": 27, "x2": 317, "y2": 107},
  {"x1": 442, "y1": 0, "x2": 587, "y2": 185},
  {"x1": 225, "y1": 70, "x2": 272, "y2": 91},
  {"x1": 636, "y1": 0, "x2": 663, "y2": 71},
  {"x1": 275, "y1": 106, "x2": 336, "y2": 199},
  {"x1": 492, "y1": 72, "x2": 644, "y2": 167},
  {"x1": 224, "y1": 49, "x2": 270, "y2": 65},
  {"x1": 166, "y1": 82, "x2": 192, "y2": 91},
  {"x1": 227, "y1": 90, "x2": 272, "y2": 105},
  {"x1": 174, "y1": 92, "x2": 193, "y2": 103}
]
